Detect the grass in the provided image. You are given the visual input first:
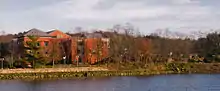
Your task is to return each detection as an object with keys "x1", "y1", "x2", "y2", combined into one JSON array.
[{"x1": 0, "y1": 63, "x2": 220, "y2": 80}]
